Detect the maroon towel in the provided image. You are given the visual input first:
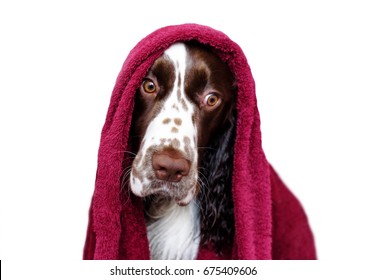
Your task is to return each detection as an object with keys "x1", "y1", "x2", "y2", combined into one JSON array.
[{"x1": 83, "y1": 24, "x2": 316, "y2": 260}]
